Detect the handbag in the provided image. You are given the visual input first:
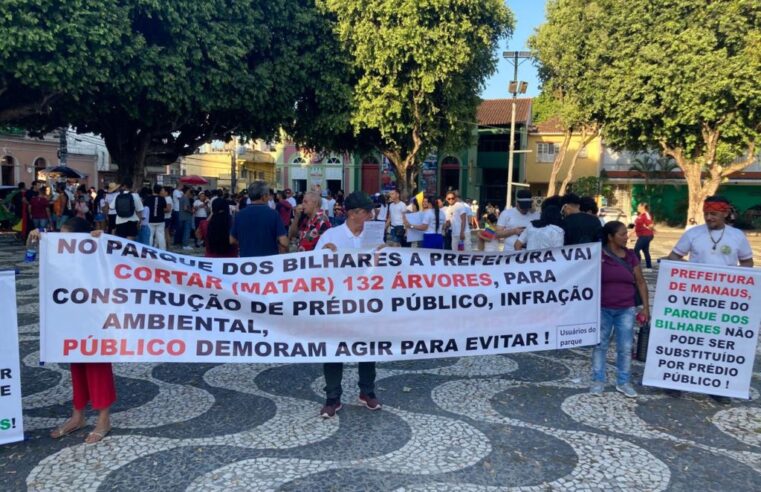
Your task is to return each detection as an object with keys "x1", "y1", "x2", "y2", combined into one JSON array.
[
  {"x1": 636, "y1": 321, "x2": 651, "y2": 362},
  {"x1": 602, "y1": 246, "x2": 643, "y2": 306}
]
